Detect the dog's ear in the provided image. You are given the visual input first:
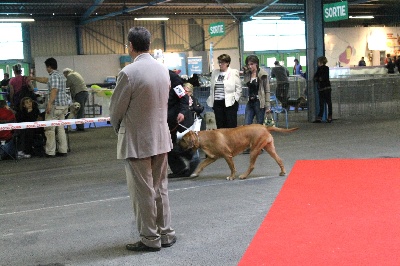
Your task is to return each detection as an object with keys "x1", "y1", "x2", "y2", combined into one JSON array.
[{"x1": 182, "y1": 131, "x2": 195, "y2": 149}]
